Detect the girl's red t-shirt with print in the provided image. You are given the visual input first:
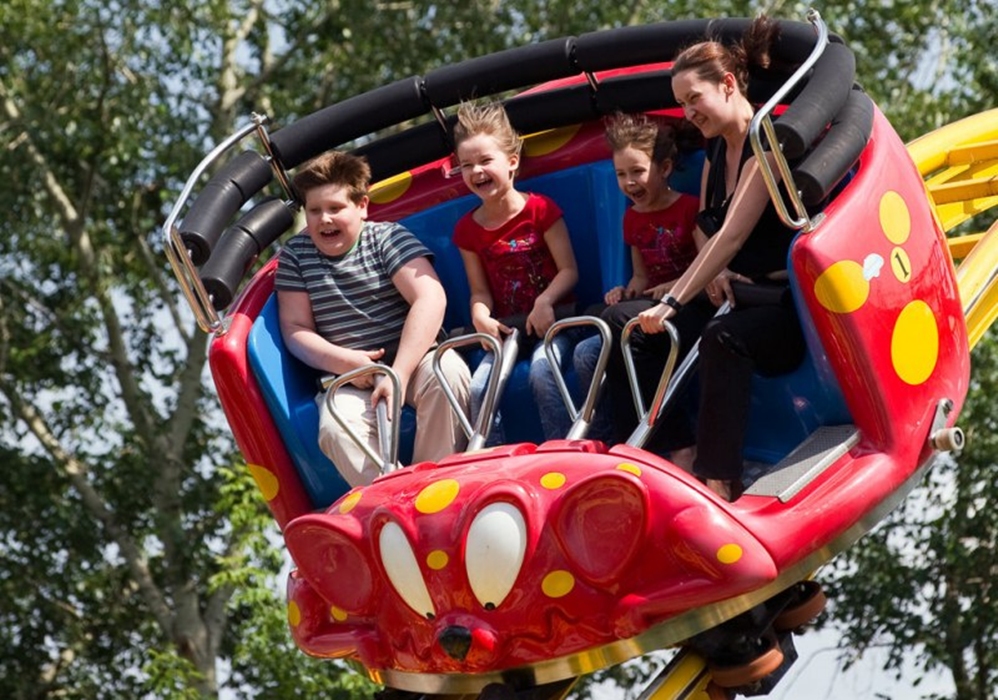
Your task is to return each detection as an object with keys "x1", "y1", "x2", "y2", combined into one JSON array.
[
  {"x1": 623, "y1": 192, "x2": 699, "y2": 286},
  {"x1": 453, "y1": 193, "x2": 564, "y2": 318}
]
